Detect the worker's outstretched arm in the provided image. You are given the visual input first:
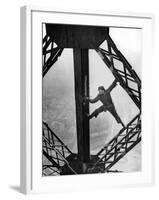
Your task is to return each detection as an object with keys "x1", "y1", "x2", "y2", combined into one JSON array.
[
  {"x1": 89, "y1": 95, "x2": 100, "y2": 103},
  {"x1": 85, "y1": 95, "x2": 99, "y2": 103},
  {"x1": 107, "y1": 79, "x2": 117, "y2": 92}
]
